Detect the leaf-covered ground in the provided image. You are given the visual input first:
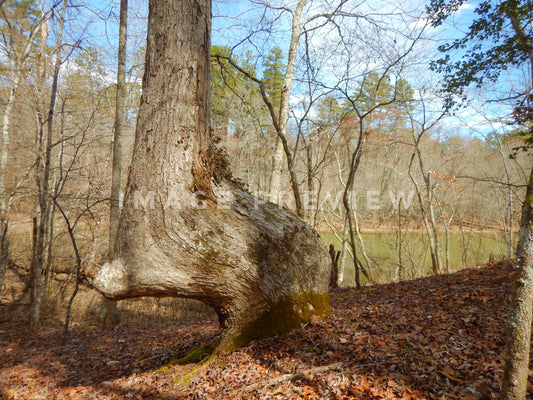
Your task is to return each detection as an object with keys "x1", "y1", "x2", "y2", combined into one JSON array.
[{"x1": 1, "y1": 261, "x2": 530, "y2": 399}]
